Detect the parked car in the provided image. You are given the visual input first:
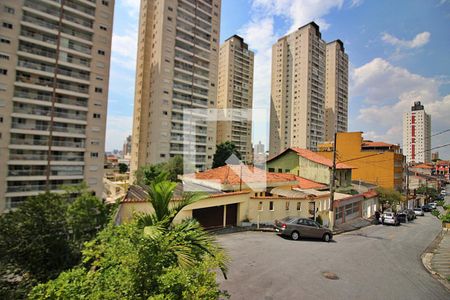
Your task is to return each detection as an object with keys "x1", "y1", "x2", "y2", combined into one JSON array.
[
  {"x1": 274, "y1": 217, "x2": 333, "y2": 242},
  {"x1": 382, "y1": 212, "x2": 400, "y2": 226},
  {"x1": 441, "y1": 190, "x2": 447, "y2": 196},
  {"x1": 413, "y1": 207, "x2": 425, "y2": 216},
  {"x1": 429, "y1": 202, "x2": 437, "y2": 209},
  {"x1": 397, "y1": 212, "x2": 408, "y2": 223},
  {"x1": 422, "y1": 204, "x2": 433, "y2": 212}
]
